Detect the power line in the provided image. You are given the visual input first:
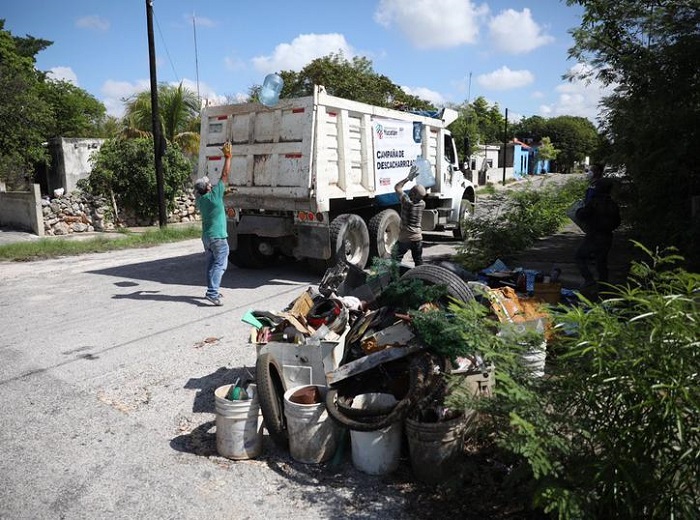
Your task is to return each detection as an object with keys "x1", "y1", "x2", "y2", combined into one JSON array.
[{"x1": 152, "y1": 7, "x2": 179, "y2": 82}]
